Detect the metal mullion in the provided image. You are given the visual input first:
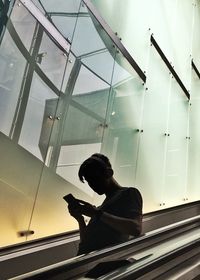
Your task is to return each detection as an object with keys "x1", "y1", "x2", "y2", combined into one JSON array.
[
  {"x1": 62, "y1": 138, "x2": 104, "y2": 146},
  {"x1": 35, "y1": 65, "x2": 61, "y2": 97},
  {"x1": 81, "y1": 60, "x2": 111, "y2": 86},
  {"x1": 8, "y1": 19, "x2": 38, "y2": 138},
  {"x1": 48, "y1": 58, "x2": 82, "y2": 169},
  {"x1": 0, "y1": 0, "x2": 14, "y2": 44},
  {"x1": 6, "y1": 18, "x2": 30, "y2": 60},
  {"x1": 191, "y1": 59, "x2": 200, "y2": 80},
  {"x1": 49, "y1": 12, "x2": 89, "y2": 18},
  {"x1": 82, "y1": 0, "x2": 146, "y2": 83},
  {"x1": 77, "y1": 47, "x2": 107, "y2": 60},
  {"x1": 150, "y1": 35, "x2": 190, "y2": 100},
  {"x1": 20, "y1": 0, "x2": 70, "y2": 54},
  {"x1": 12, "y1": 24, "x2": 44, "y2": 142},
  {"x1": 6, "y1": 18, "x2": 62, "y2": 140}
]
